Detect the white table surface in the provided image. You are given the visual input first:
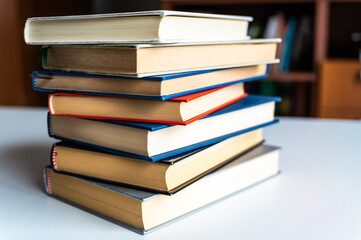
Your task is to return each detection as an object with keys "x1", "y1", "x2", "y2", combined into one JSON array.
[{"x1": 0, "y1": 107, "x2": 360, "y2": 240}]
